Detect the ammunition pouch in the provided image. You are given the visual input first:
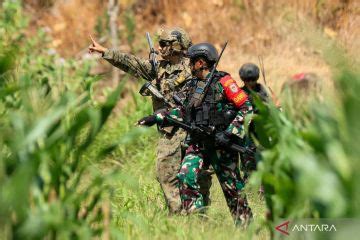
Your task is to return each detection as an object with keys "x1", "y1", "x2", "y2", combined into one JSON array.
[{"x1": 188, "y1": 105, "x2": 237, "y2": 131}]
